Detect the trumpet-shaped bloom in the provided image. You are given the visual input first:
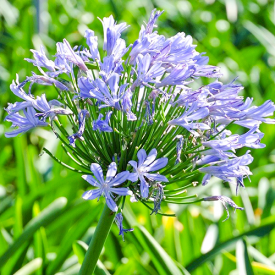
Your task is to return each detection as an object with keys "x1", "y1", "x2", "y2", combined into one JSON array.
[
  {"x1": 199, "y1": 152, "x2": 253, "y2": 194},
  {"x1": 82, "y1": 162, "x2": 132, "y2": 212},
  {"x1": 68, "y1": 110, "x2": 90, "y2": 147},
  {"x1": 5, "y1": 107, "x2": 48, "y2": 138},
  {"x1": 131, "y1": 53, "x2": 165, "y2": 90},
  {"x1": 99, "y1": 15, "x2": 129, "y2": 56},
  {"x1": 168, "y1": 103, "x2": 210, "y2": 136},
  {"x1": 115, "y1": 213, "x2": 134, "y2": 241},
  {"x1": 128, "y1": 148, "x2": 168, "y2": 198},
  {"x1": 25, "y1": 46, "x2": 55, "y2": 71},
  {"x1": 84, "y1": 29, "x2": 100, "y2": 60},
  {"x1": 93, "y1": 111, "x2": 113, "y2": 133},
  {"x1": 203, "y1": 195, "x2": 244, "y2": 222}
]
